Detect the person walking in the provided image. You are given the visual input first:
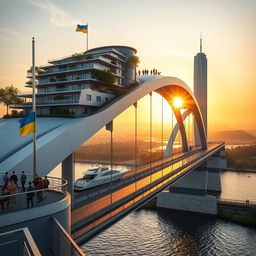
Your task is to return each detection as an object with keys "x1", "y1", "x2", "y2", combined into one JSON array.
[
  {"x1": 20, "y1": 171, "x2": 27, "y2": 192},
  {"x1": 9, "y1": 179, "x2": 18, "y2": 206},
  {"x1": 10, "y1": 171, "x2": 18, "y2": 188},
  {"x1": 43, "y1": 176, "x2": 50, "y2": 198},
  {"x1": 36, "y1": 177, "x2": 44, "y2": 202},
  {"x1": 3, "y1": 172, "x2": 9, "y2": 185},
  {"x1": 27, "y1": 182, "x2": 35, "y2": 208},
  {"x1": 1, "y1": 181, "x2": 10, "y2": 211}
]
